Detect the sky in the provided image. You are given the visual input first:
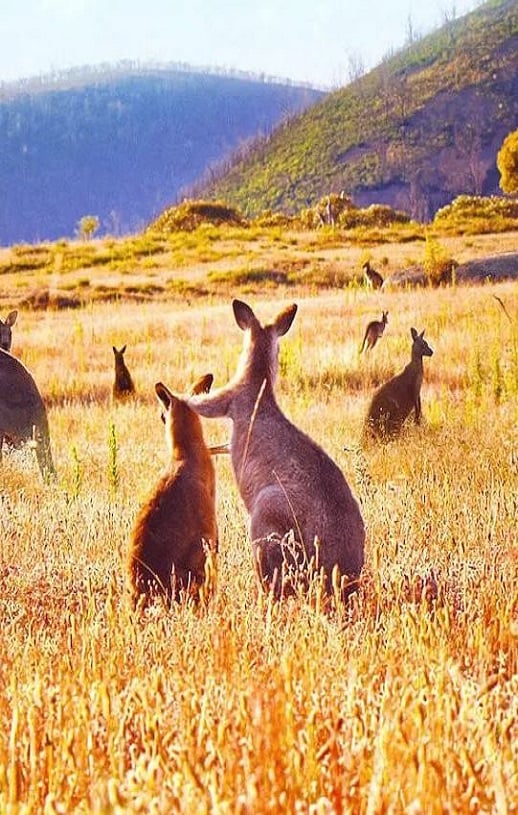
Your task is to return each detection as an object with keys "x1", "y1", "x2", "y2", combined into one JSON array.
[{"x1": 1, "y1": 0, "x2": 479, "y2": 89}]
